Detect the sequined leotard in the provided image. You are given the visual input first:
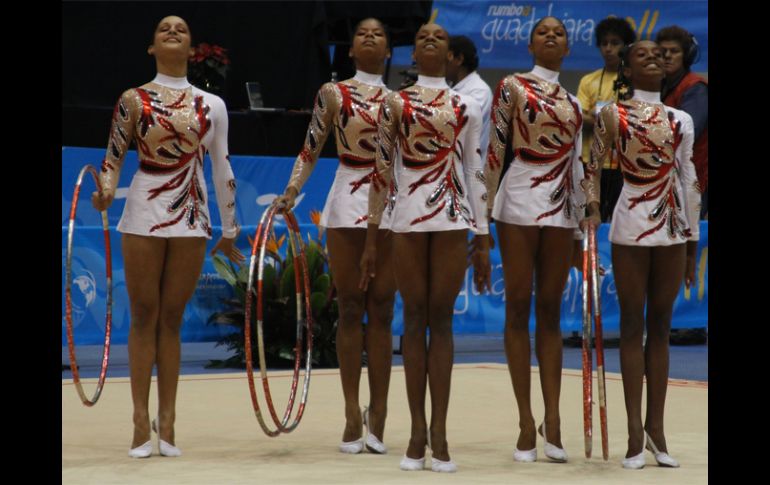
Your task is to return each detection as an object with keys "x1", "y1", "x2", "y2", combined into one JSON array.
[
  {"x1": 99, "y1": 73, "x2": 238, "y2": 239},
  {"x1": 285, "y1": 71, "x2": 393, "y2": 229},
  {"x1": 583, "y1": 90, "x2": 700, "y2": 246},
  {"x1": 484, "y1": 66, "x2": 585, "y2": 229},
  {"x1": 366, "y1": 75, "x2": 488, "y2": 235}
]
